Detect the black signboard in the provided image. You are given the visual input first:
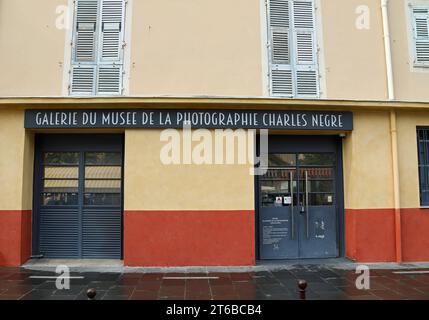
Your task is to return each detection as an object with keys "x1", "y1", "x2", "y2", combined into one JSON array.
[{"x1": 24, "y1": 109, "x2": 353, "y2": 131}]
